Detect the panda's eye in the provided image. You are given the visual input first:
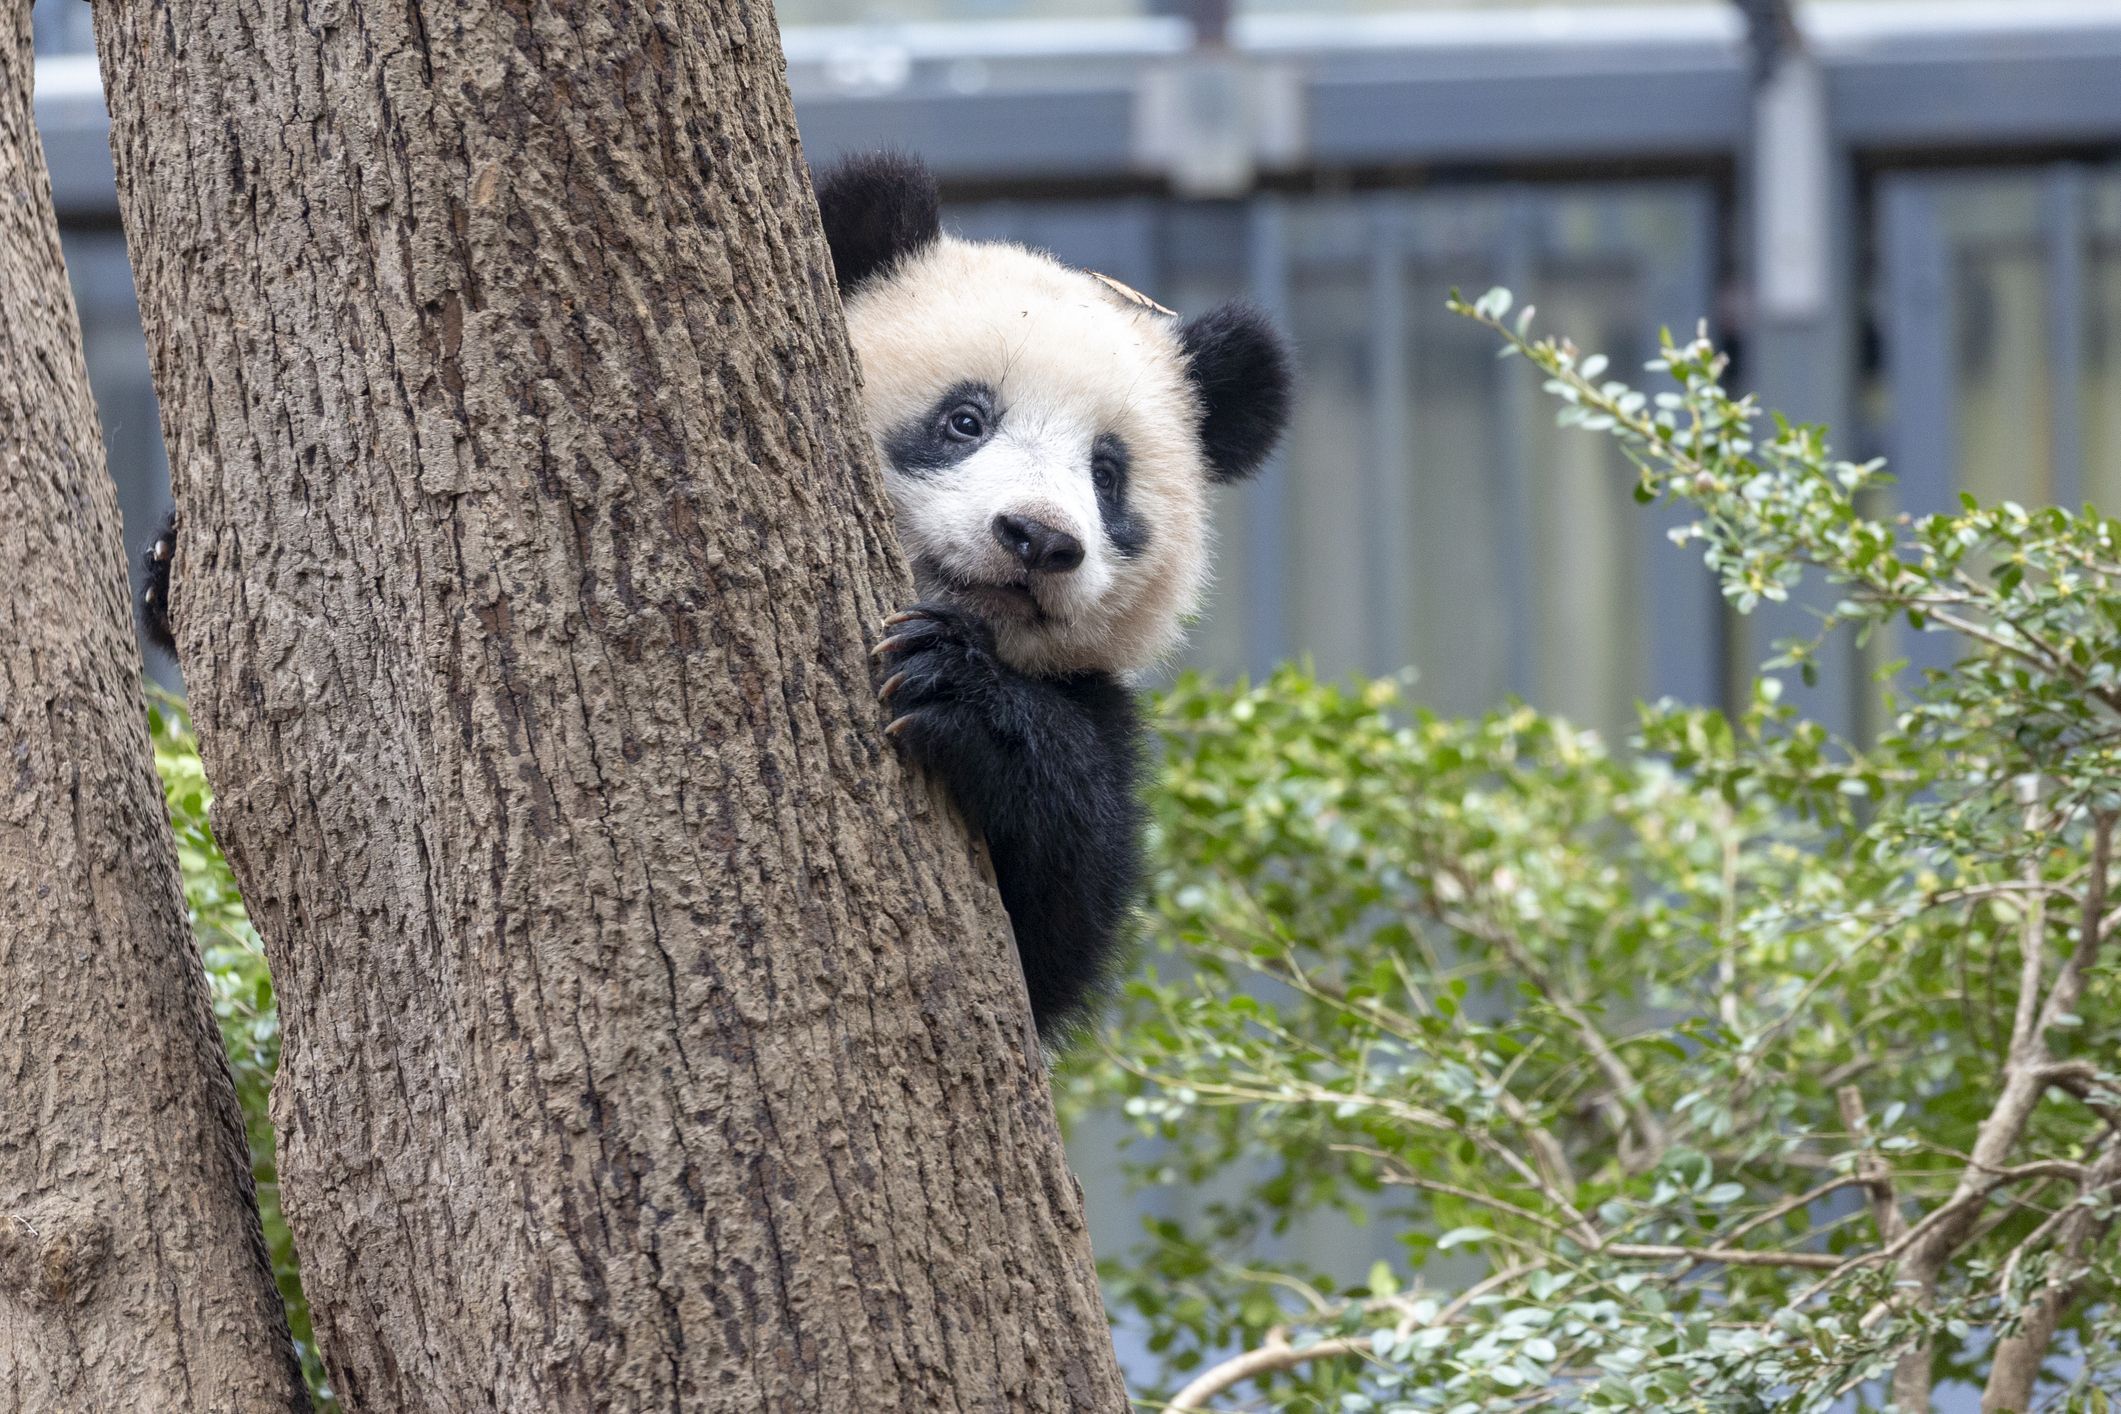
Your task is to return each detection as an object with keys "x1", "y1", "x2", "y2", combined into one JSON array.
[
  {"x1": 1091, "y1": 460, "x2": 1118, "y2": 495},
  {"x1": 944, "y1": 406, "x2": 987, "y2": 441}
]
